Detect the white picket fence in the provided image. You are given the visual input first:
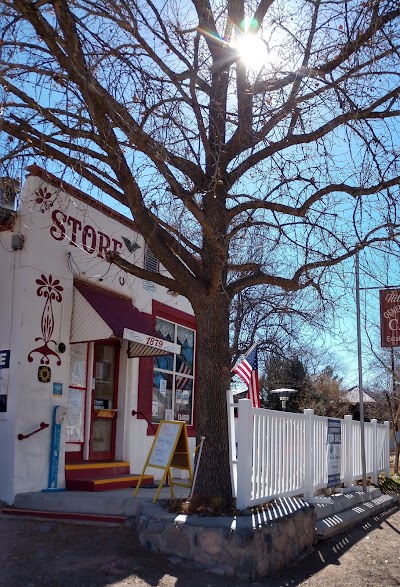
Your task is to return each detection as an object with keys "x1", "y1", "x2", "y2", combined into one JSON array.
[{"x1": 227, "y1": 393, "x2": 391, "y2": 510}]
